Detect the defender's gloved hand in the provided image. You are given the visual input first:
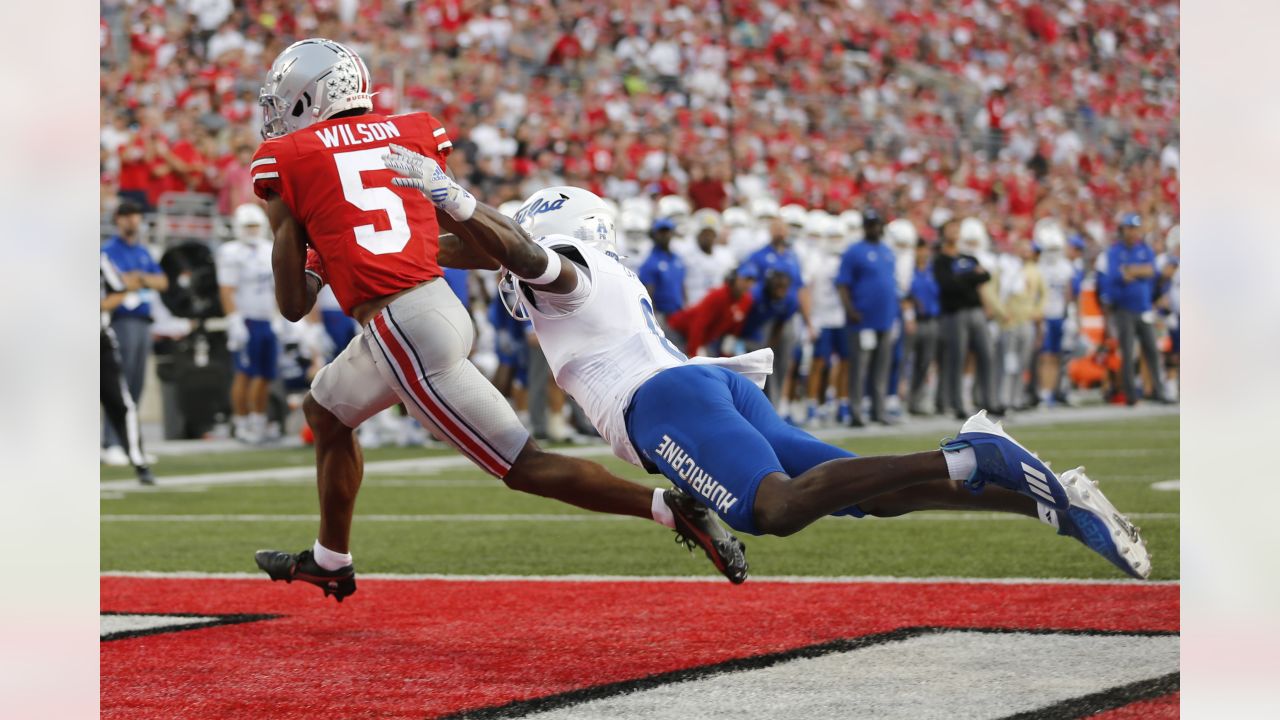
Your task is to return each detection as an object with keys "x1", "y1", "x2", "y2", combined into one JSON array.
[{"x1": 382, "y1": 143, "x2": 476, "y2": 221}]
